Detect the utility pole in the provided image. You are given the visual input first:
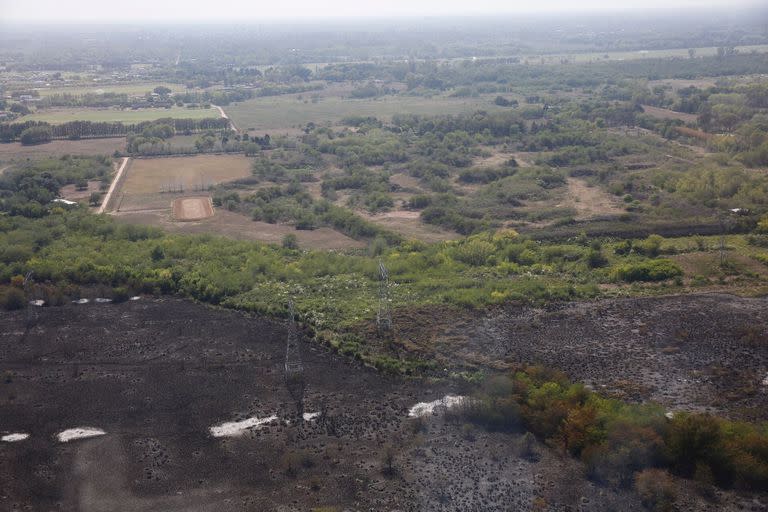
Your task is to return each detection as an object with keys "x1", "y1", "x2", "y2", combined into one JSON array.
[
  {"x1": 284, "y1": 300, "x2": 305, "y2": 418},
  {"x1": 23, "y1": 271, "x2": 36, "y2": 328},
  {"x1": 718, "y1": 211, "x2": 730, "y2": 267},
  {"x1": 377, "y1": 260, "x2": 393, "y2": 334}
]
